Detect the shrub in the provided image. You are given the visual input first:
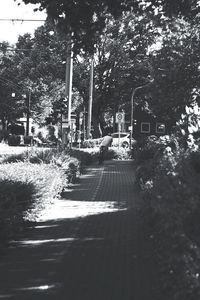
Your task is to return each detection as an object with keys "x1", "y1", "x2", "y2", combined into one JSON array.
[
  {"x1": 108, "y1": 147, "x2": 132, "y2": 160},
  {"x1": 0, "y1": 180, "x2": 35, "y2": 240},
  {"x1": 37, "y1": 131, "x2": 47, "y2": 143},
  {"x1": 0, "y1": 162, "x2": 66, "y2": 242},
  {"x1": 62, "y1": 158, "x2": 80, "y2": 183},
  {"x1": 82, "y1": 138, "x2": 102, "y2": 148},
  {"x1": 67, "y1": 148, "x2": 96, "y2": 164},
  {"x1": 135, "y1": 134, "x2": 200, "y2": 300},
  {"x1": 1, "y1": 152, "x2": 27, "y2": 164},
  {"x1": 0, "y1": 162, "x2": 66, "y2": 236}
]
